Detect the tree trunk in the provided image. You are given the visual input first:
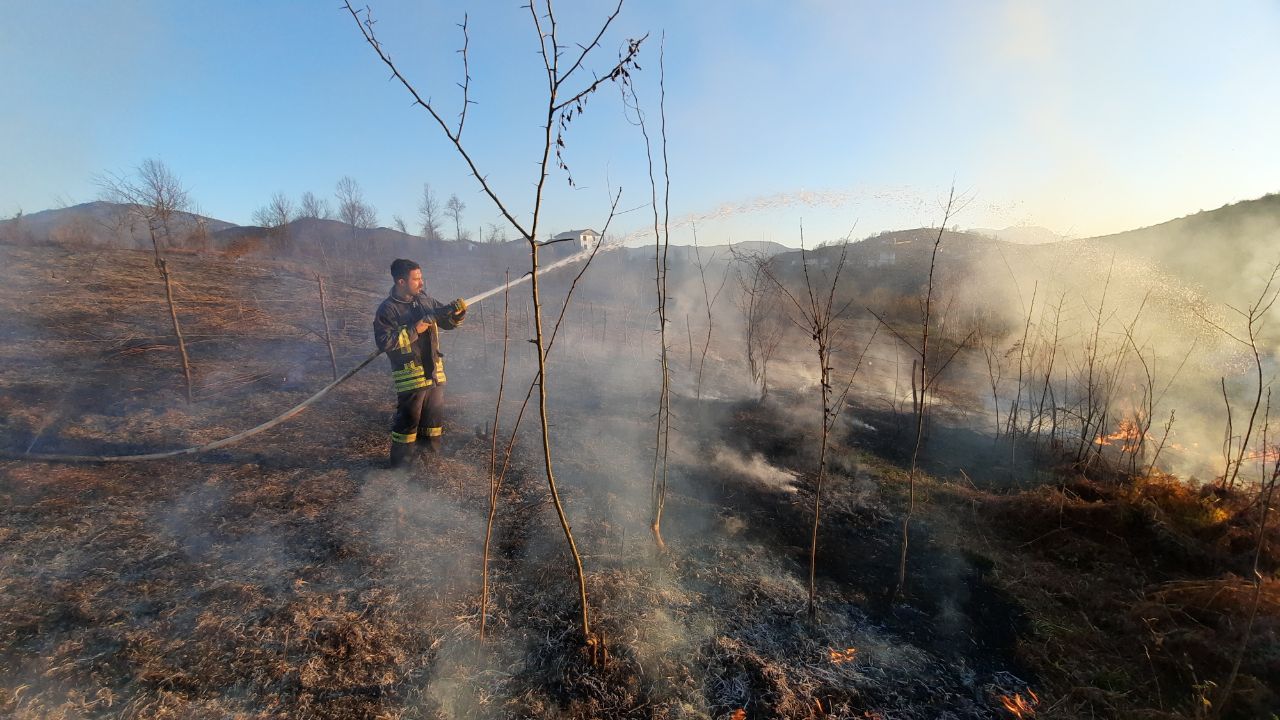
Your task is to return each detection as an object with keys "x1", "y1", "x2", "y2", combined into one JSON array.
[{"x1": 159, "y1": 259, "x2": 193, "y2": 403}]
